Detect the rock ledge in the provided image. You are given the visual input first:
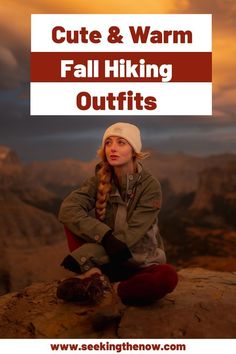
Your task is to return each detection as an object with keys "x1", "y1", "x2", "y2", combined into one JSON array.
[{"x1": 0, "y1": 268, "x2": 235, "y2": 338}]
